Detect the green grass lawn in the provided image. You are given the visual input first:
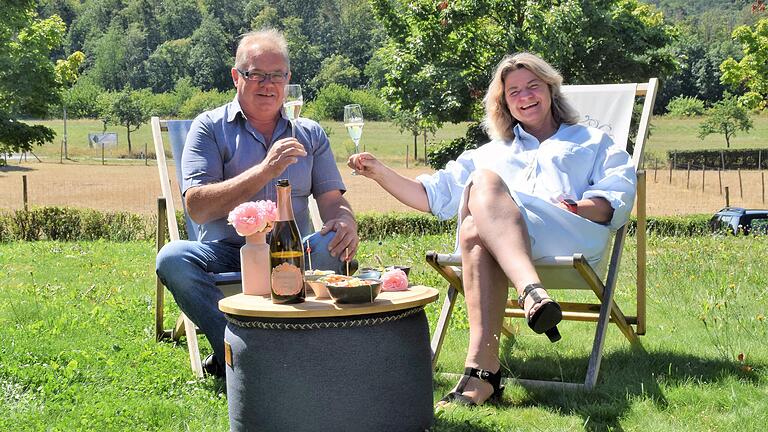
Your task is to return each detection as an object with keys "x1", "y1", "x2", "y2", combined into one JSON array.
[{"x1": 1, "y1": 234, "x2": 766, "y2": 431}]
